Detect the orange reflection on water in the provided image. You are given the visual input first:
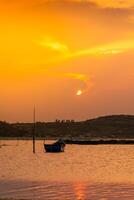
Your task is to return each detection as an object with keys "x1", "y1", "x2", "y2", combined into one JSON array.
[{"x1": 73, "y1": 182, "x2": 86, "y2": 200}]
